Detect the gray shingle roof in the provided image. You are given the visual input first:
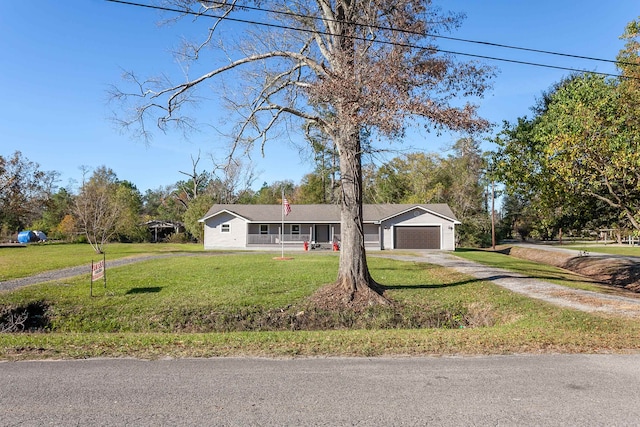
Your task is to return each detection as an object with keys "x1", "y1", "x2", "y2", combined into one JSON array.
[{"x1": 201, "y1": 204, "x2": 458, "y2": 223}]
